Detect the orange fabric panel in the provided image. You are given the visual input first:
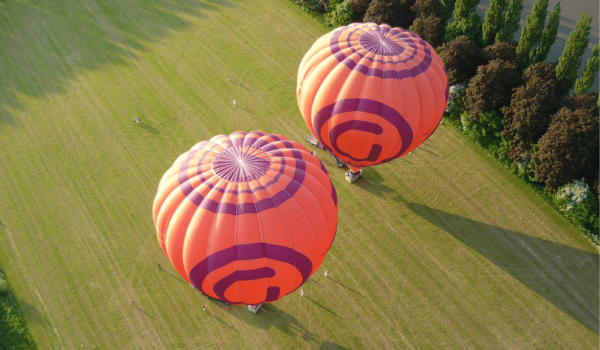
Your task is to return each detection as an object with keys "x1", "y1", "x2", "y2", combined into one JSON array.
[
  {"x1": 297, "y1": 23, "x2": 449, "y2": 170},
  {"x1": 153, "y1": 131, "x2": 338, "y2": 305}
]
